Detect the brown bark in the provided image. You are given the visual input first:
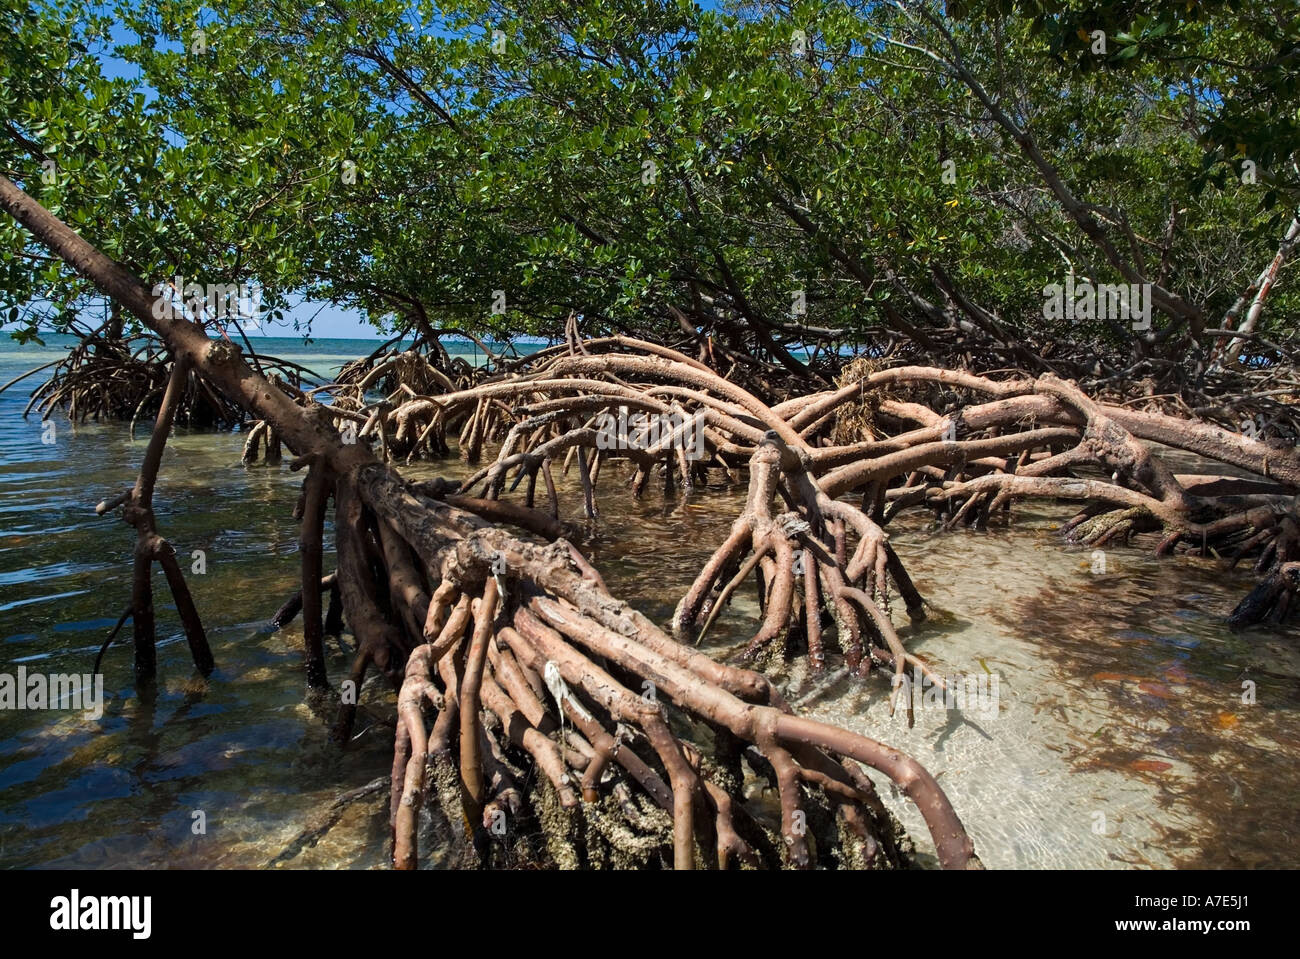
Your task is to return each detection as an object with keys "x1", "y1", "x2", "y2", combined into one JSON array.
[{"x1": 0, "y1": 174, "x2": 977, "y2": 869}]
